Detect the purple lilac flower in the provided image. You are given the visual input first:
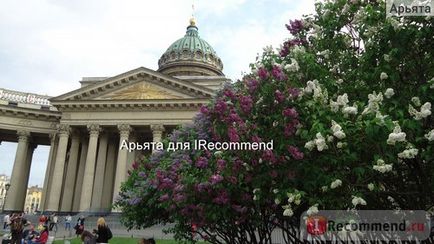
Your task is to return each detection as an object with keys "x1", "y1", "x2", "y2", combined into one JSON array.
[
  {"x1": 195, "y1": 182, "x2": 210, "y2": 193},
  {"x1": 209, "y1": 174, "x2": 224, "y2": 185},
  {"x1": 213, "y1": 190, "x2": 229, "y2": 205},
  {"x1": 272, "y1": 66, "x2": 287, "y2": 81},
  {"x1": 217, "y1": 159, "x2": 226, "y2": 171},
  {"x1": 224, "y1": 89, "x2": 236, "y2": 99},
  {"x1": 288, "y1": 146, "x2": 304, "y2": 160},
  {"x1": 282, "y1": 108, "x2": 298, "y2": 118},
  {"x1": 275, "y1": 90, "x2": 285, "y2": 103},
  {"x1": 196, "y1": 157, "x2": 208, "y2": 169},
  {"x1": 138, "y1": 171, "x2": 147, "y2": 178},
  {"x1": 257, "y1": 67, "x2": 269, "y2": 80},
  {"x1": 159, "y1": 194, "x2": 169, "y2": 202},
  {"x1": 246, "y1": 79, "x2": 259, "y2": 93},
  {"x1": 239, "y1": 95, "x2": 253, "y2": 113},
  {"x1": 228, "y1": 127, "x2": 240, "y2": 142},
  {"x1": 200, "y1": 105, "x2": 209, "y2": 115},
  {"x1": 128, "y1": 197, "x2": 141, "y2": 205},
  {"x1": 214, "y1": 100, "x2": 228, "y2": 115},
  {"x1": 173, "y1": 193, "x2": 186, "y2": 203},
  {"x1": 286, "y1": 19, "x2": 304, "y2": 35},
  {"x1": 288, "y1": 87, "x2": 300, "y2": 99}
]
